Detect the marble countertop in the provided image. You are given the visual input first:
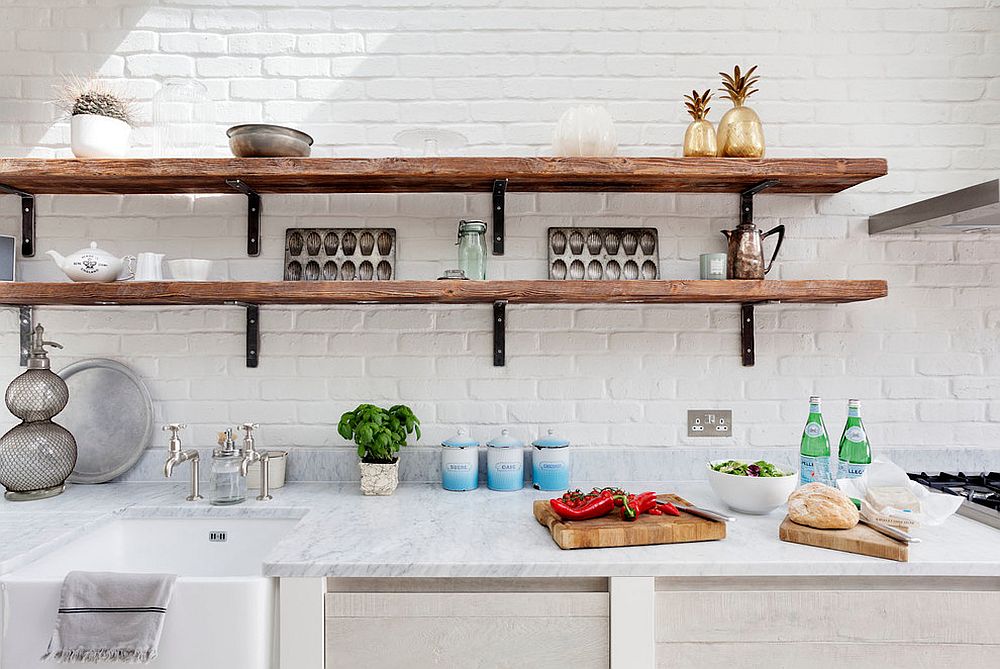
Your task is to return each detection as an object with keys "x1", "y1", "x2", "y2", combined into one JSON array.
[{"x1": 2, "y1": 481, "x2": 999, "y2": 578}]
